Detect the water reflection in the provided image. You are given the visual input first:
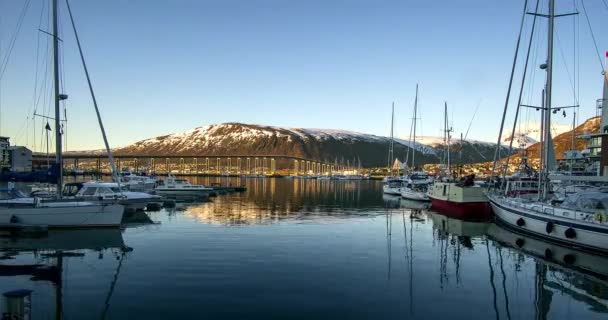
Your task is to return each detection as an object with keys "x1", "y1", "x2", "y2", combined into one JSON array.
[
  {"x1": 0, "y1": 229, "x2": 129, "y2": 319},
  {"x1": 0, "y1": 179, "x2": 607, "y2": 319},
  {"x1": 183, "y1": 178, "x2": 383, "y2": 225}
]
